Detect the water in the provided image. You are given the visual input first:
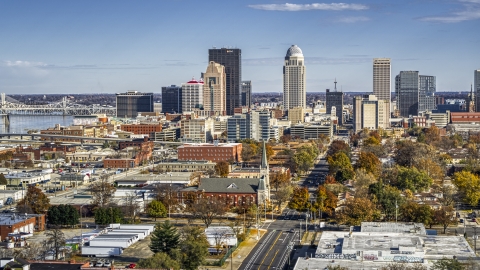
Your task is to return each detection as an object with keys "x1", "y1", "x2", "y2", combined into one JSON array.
[{"x1": 0, "y1": 115, "x2": 74, "y2": 133}]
